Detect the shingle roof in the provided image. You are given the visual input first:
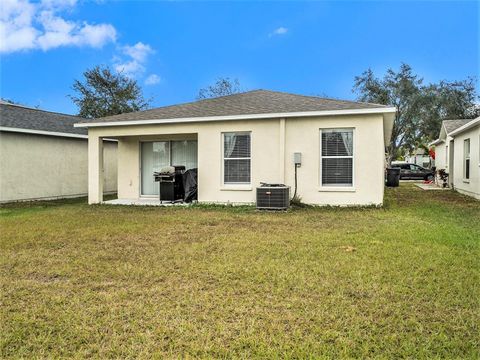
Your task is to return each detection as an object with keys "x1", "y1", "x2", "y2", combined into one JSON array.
[
  {"x1": 442, "y1": 119, "x2": 471, "y2": 134},
  {"x1": 79, "y1": 89, "x2": 388, "y2": 124},
  {"x1": 0, "y1": 102, "x2": 86, "y2": 136},
  {"x1": 449, "y1": 116, "x2": 480, "y2": 136}
]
